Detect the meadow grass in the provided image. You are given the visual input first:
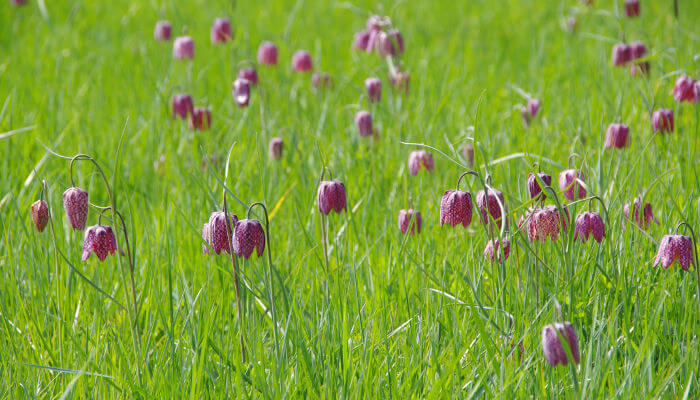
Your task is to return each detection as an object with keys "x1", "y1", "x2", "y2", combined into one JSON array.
[{"x1": 1, "y1": 0, "x2": 699, "y2": 398}]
